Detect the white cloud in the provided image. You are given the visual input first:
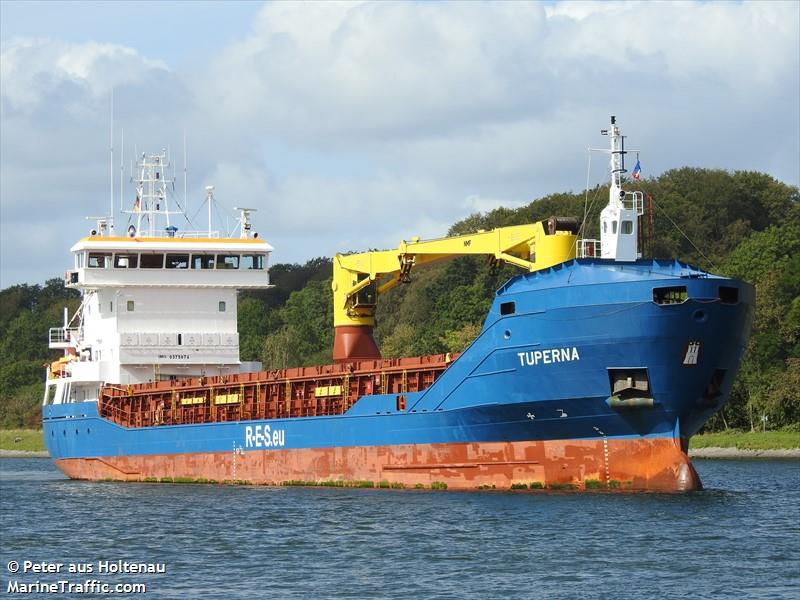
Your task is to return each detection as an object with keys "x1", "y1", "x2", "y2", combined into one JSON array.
[
  {"x1": 199, "y1": 1, "x2": 552, "y2": 139},
  {"x1": 0, "y1": 1, "x2": 798, "y2": 286},
  {"x1": 204, "y1": 160, "x2": 452, "y2": 260},
  {"x1": 199, "y1": 1, "x2": 798, "y2": 140},
  {"x1": 1, "y1": 38, "x2": 168, "y2": 112}
]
